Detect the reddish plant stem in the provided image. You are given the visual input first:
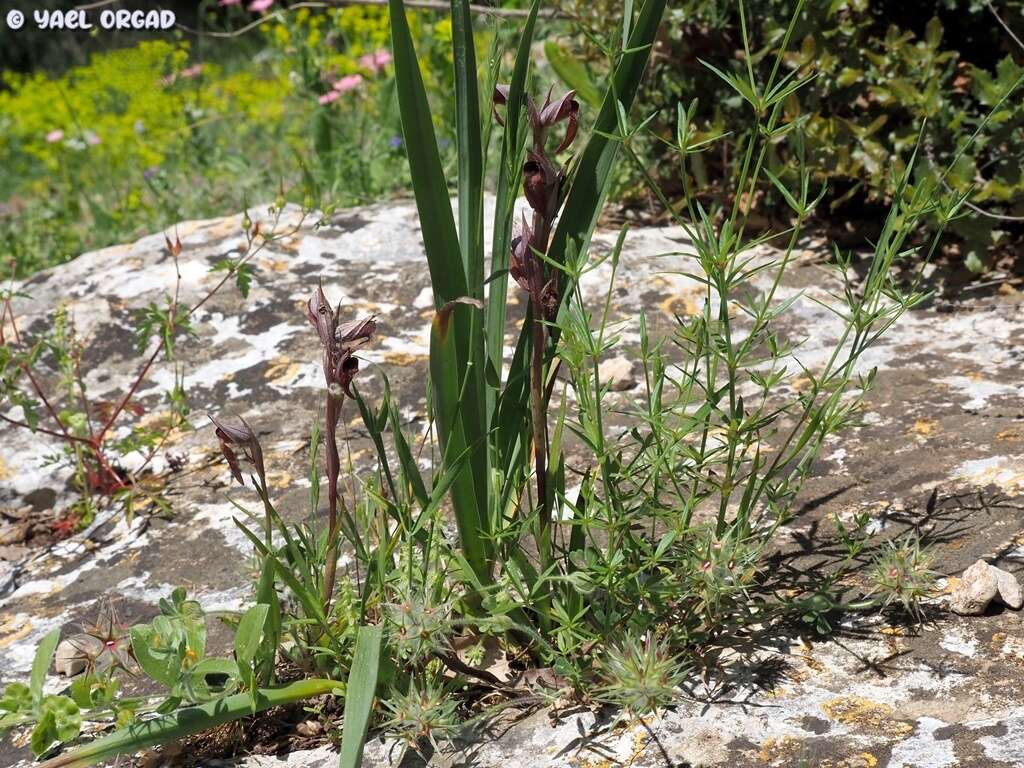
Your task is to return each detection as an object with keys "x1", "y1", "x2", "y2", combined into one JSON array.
[
  {"x1": 527, "y1": 191, "x2": 557, "y2": 533},
  {"x1": 0, "y1": 413, "x2": 93, "y2": 444},
  {"x1": 321, "y1": 392, "x2": 342, "y2": 608}
]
